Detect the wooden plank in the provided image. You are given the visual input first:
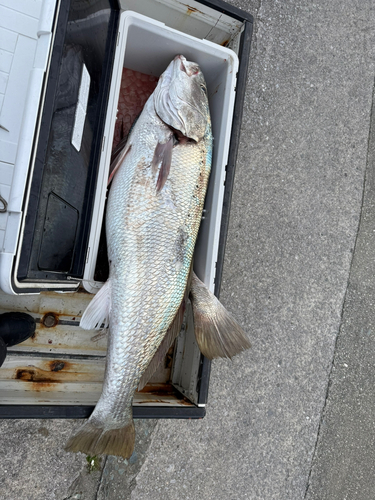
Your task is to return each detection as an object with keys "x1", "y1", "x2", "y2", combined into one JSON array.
[
  {"x1": 0, "y1": 355, "x2": 105, "y2": 382},
  {"x1": 38, "y1": 291, "x2": 93, "y2": 316},
  {"x1": 0, "y1": 289, "x2": 107, "y2": 356},
  {"x1": 7, "y1": 325, "x2": 174, "y2": 380},
  {"x1": 0, "y1": 356, "x2": 104, "y2": 404},
  {"x1": 0, "y1": 381, "x2": 104, "y2": 405},
  {"x1": 0, "y1": 384, "x2": 193, "y2": 406},
  {"x1": 0, "y1": 284, "x2": 181, "y2": 405},
  {"x1": 9, "y1": 323, "x2": 108, "y2": 356},
  {"x1": 0, "y1": 294, "x2": 41, "y2": 315},
  {"x1": 0, "y1": 288, "x2": 93, "y2": 317},
  {"x1": 0, "y1": 355, "x2": 191, "y2": 406},
  {"x1": 0, "y1": 289, "x2": 175, "y2": 362}
]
